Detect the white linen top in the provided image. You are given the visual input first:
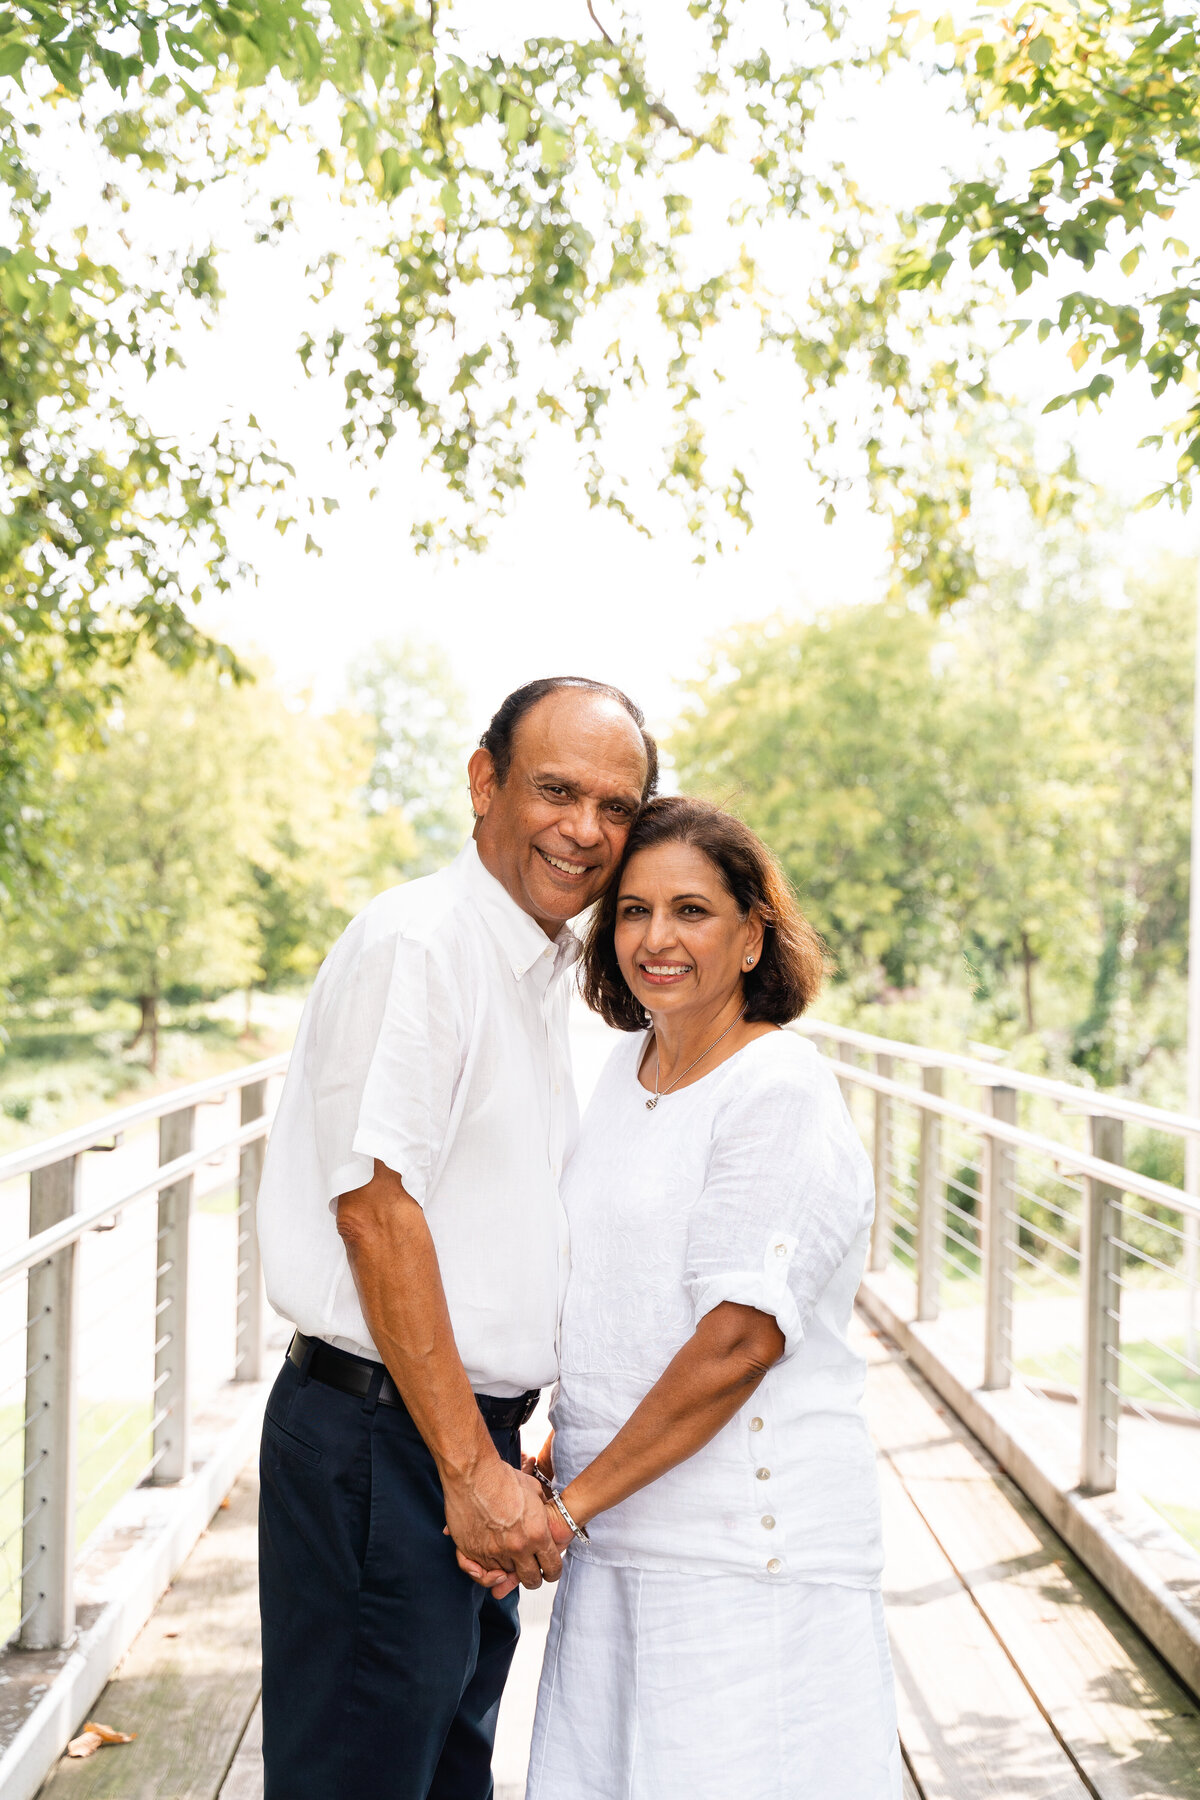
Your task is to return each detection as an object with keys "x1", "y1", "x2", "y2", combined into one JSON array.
[
  {"x1": 551, "y1": 1028, "x2": 883, "y2": 1584},
  {"x1": 257, "y1": 839, "x2": 579, "y2": 1397}
]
